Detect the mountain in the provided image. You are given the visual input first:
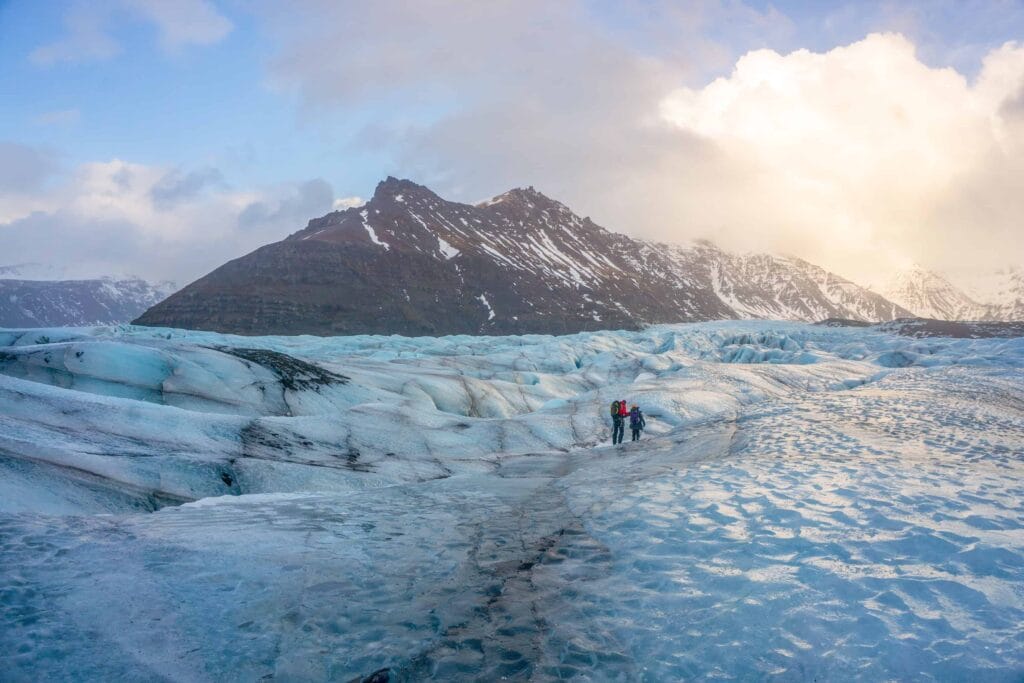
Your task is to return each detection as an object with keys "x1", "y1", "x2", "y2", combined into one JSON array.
[
  {"x1": 883, "y1": 265, "x2": 1023, "y2": 321},
  {"x1": 882, "y1": 265, "x2": 990, "y2": 321},
  {"x1": 0, "y1": 277, "x2": 176, "y2": 328},
  {"x1": 135, "y1": 177, "x2": 910, "y2": 335},
  {"x1": 983, "y1": 268, "x2": 1024, "y2": 321},
  {"x1": 696, "y1": 245, "x2": 907, "y2": 323}
]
